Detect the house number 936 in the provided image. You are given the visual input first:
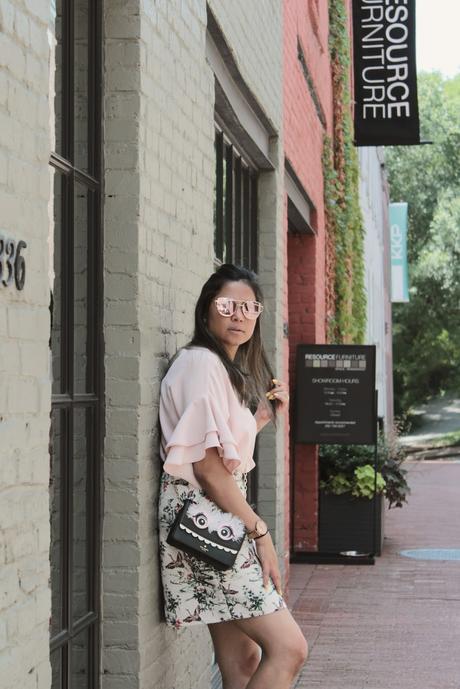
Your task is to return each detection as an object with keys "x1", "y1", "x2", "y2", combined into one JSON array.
[{"x1": 0, "y1": 235, "x2": 27, "y2": 290}]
